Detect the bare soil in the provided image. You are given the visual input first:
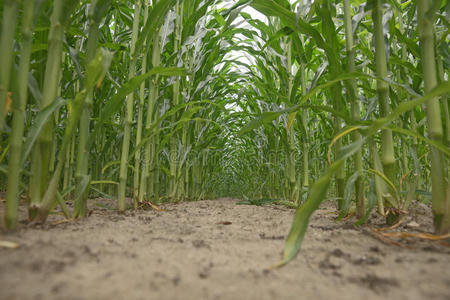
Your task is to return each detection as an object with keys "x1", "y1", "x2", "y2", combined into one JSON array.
[{"x1": 0, "y1": 198, "x2": 449, "y2": 300}]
